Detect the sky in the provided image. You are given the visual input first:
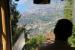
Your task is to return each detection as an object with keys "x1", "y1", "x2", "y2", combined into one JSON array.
[{"x1": 13, "y1": 0, "x2": 65, "y2": 13}]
